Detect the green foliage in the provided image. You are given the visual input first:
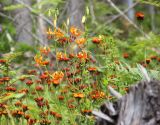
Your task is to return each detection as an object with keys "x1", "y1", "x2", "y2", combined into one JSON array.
[
  {"x1": 140, "y1": 0, "x2": 160, "y2": 7},
  {"x1": 3, "y1": 4, "x2": 24, "y2": 11}
]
